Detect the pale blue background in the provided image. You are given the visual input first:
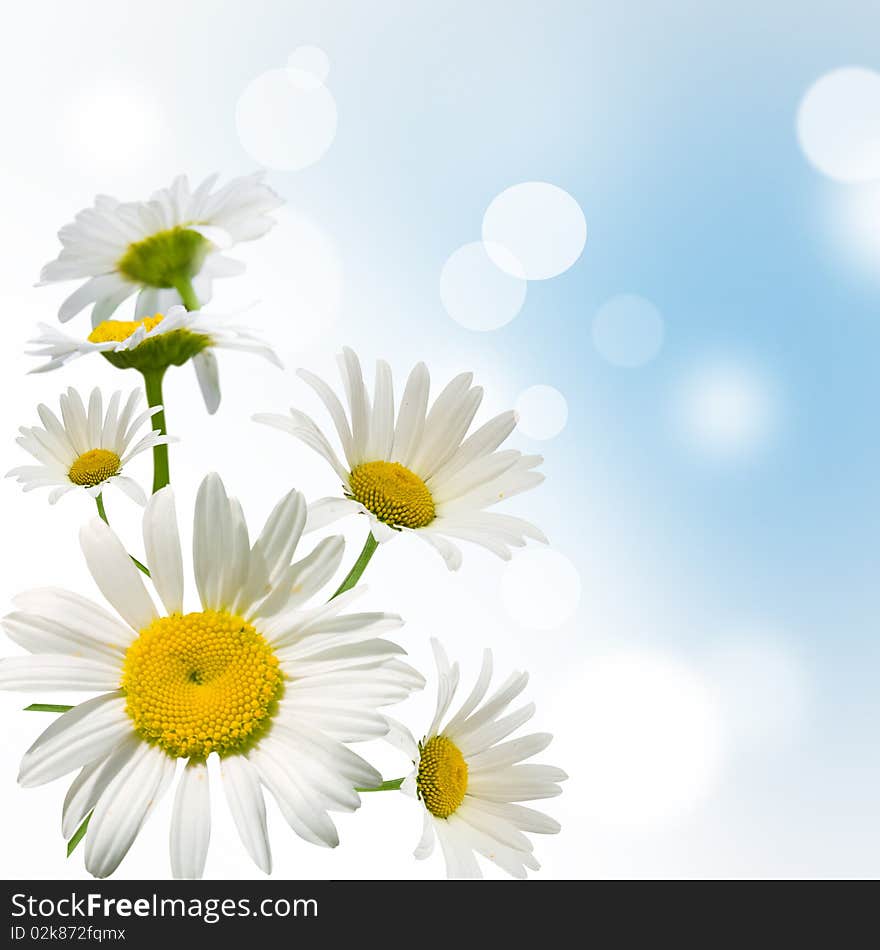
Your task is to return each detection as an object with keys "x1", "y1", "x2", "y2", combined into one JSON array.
[{"x1": 0, "y1": 1, "x2": 877, "y2": 878}]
